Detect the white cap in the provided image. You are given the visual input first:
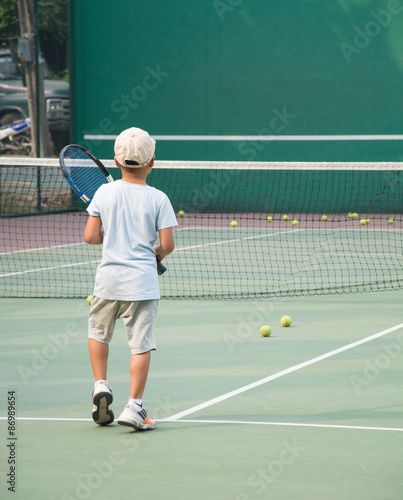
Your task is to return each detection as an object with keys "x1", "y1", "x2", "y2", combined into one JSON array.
[{"x1": 114, "y1": 127, "x2": 156, "y2": 168}]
